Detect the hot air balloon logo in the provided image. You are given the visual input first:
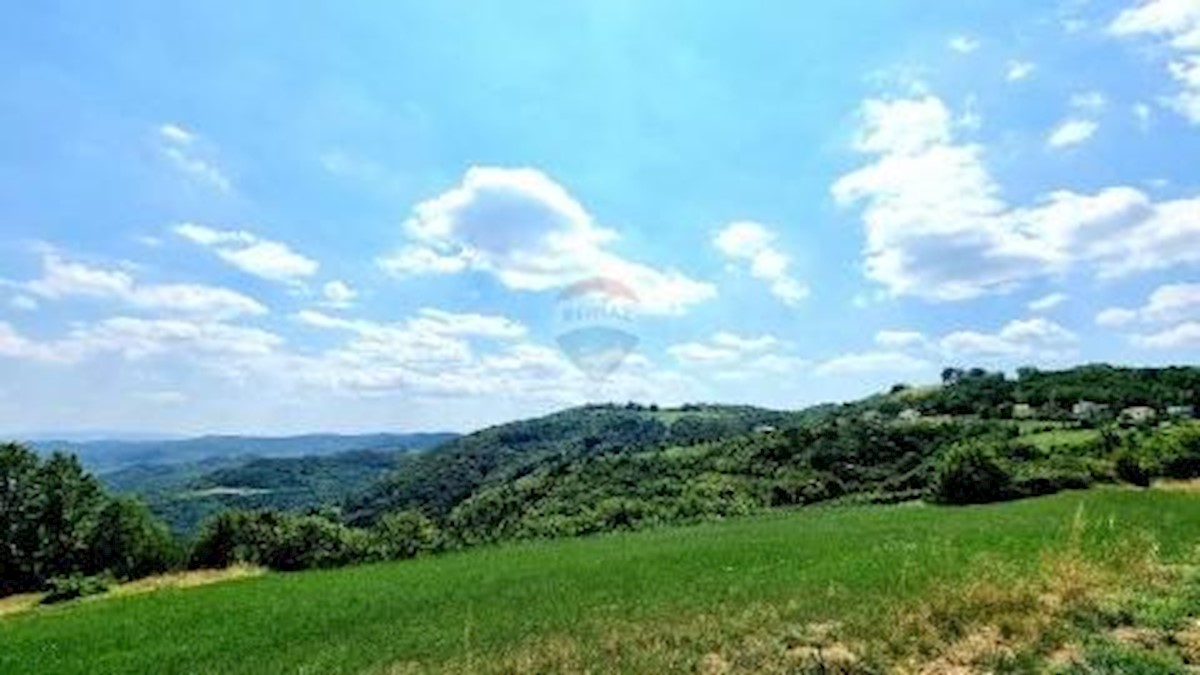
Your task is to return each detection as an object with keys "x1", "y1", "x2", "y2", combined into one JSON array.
[{"x1": 554, "y1": 277, "x2": 639, "y2": 381}]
